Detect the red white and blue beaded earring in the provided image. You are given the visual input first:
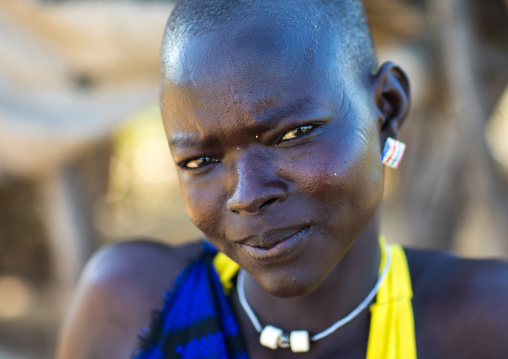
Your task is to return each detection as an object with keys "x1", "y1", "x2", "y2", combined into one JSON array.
[{"x1": 381, "y1": 137, "x2": 406, "y2": 169}]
